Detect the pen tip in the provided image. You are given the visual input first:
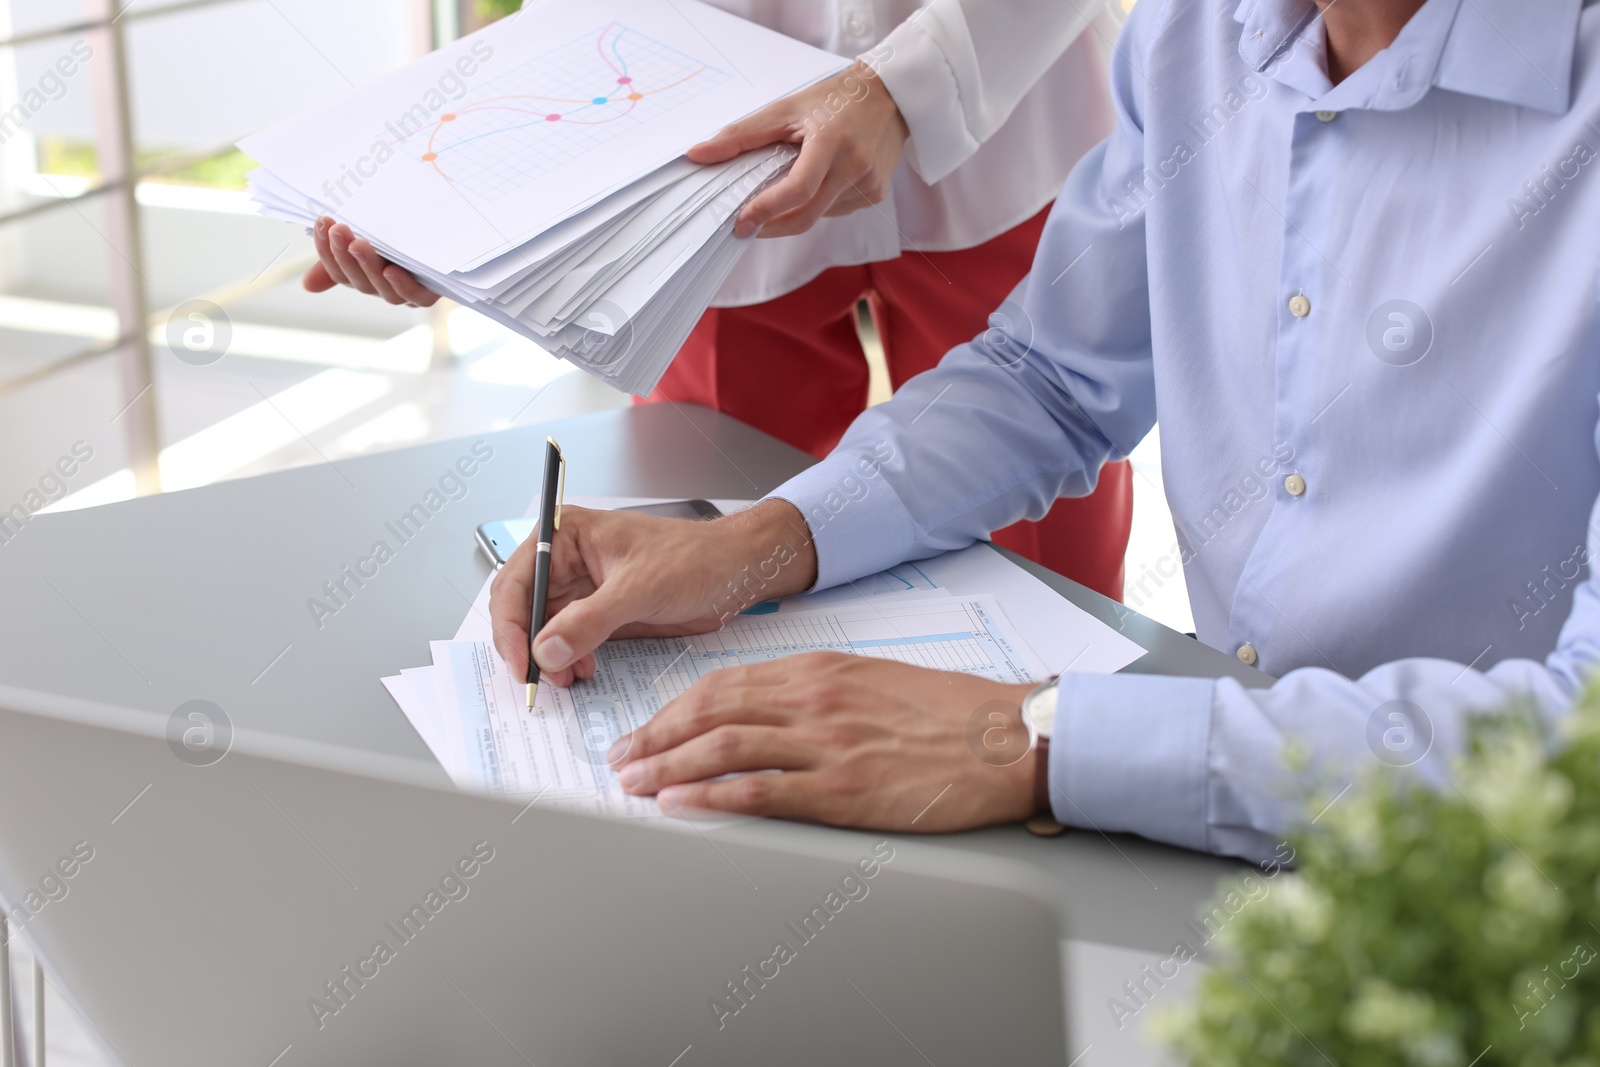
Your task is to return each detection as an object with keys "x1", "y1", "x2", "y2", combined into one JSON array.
[{"x1": 525, "y1": 682, "x2": 537, "y2": 708}]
